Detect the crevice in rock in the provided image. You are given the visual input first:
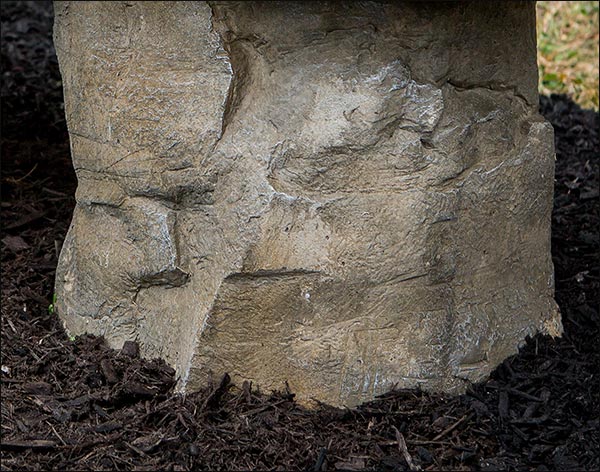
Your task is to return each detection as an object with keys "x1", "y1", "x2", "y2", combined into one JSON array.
[
  {"x1": 138, "y1": 268, "x2": 190, "y2": 289},
  {"x1": 225, "y1": 269, "x2": 321, "y2": 282},
  {"x1": 444, "y1": 79, "x2": 532, "y2": 108},
  {"x1": 207, "y1": 3, "x2": 260, "y2": 142}
]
